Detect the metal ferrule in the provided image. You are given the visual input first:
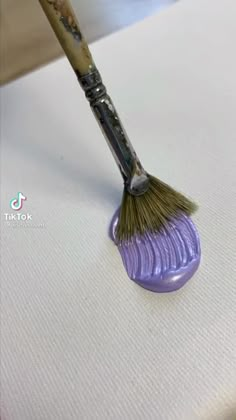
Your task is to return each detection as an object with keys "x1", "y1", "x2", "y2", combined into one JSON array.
[{"x1": 78, "y1": 68, "x2": 149, "y2": 196}]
